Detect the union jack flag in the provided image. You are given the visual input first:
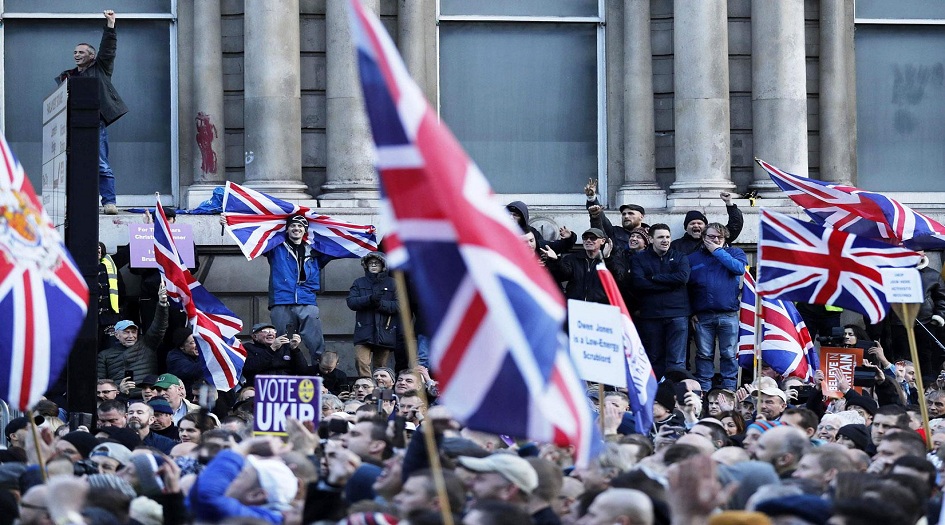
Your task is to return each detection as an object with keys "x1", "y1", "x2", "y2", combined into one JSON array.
[
  {"x1": 757, "y1": 209, "x2": 922, "y2": 324},
  {"x1": 153, "y1": 199, "x2": 246, "y2": 390},
  {"x1": 597, "y1": 263, "x2": 656, "y2": 434},
  {"x1": 757, "y1": 158, "x2": 945, "y2": 250},
  {"x1": 737, "y1": 270, "x2": 818, "y2": 380},
  {"x1": 349, "y1": 0, "x2": 601, "y2": 464},
  {"x1": 222, "y1": 181, "x2": 377, "y2": 261},
  {"x1": 0, "y1": 134, "x2": 88, "y2": 410}
]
